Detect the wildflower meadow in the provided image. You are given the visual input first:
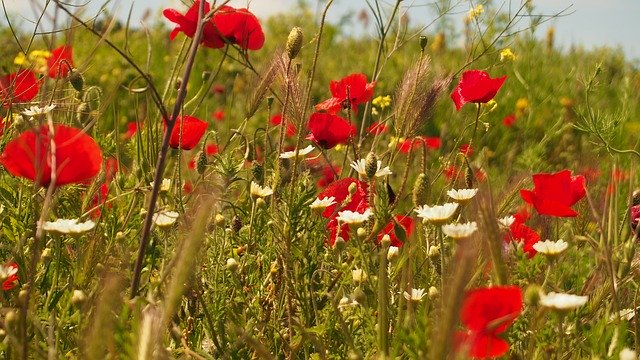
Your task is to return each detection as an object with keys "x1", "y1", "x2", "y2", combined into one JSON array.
[{"x1": 1, "y1": 0, "x2": 640, "y2": 358}]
